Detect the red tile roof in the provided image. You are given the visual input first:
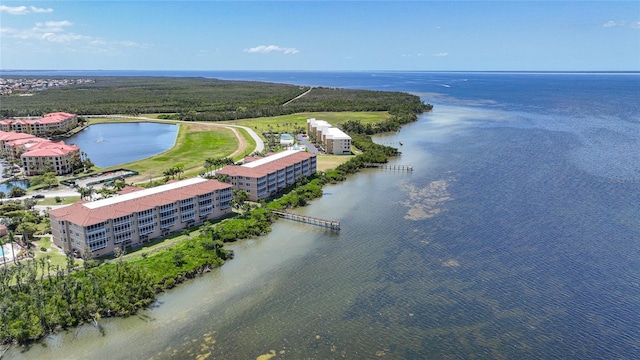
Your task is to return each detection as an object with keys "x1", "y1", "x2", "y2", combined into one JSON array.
[
  {"x1": 0, "y1": 131, "x2": 36, "y2": 142},
  {"x1": 21, "y1": 142, "x2": 79, "y2": 157},
  {"x1": 49, "y1": 178, "x2": 232, "y2": 226}
]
